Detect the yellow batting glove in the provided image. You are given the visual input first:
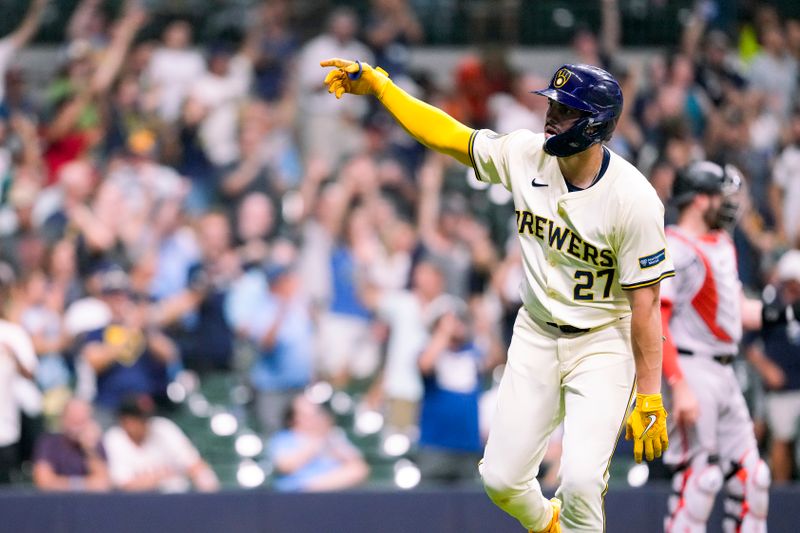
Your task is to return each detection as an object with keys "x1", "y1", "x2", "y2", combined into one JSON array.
[
  {"x1": 625, "y1": 393, "x2": 669, "y2": 464},
  {"x1": 320, "y1": 58, "x2": 391, "y2": 99}
]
